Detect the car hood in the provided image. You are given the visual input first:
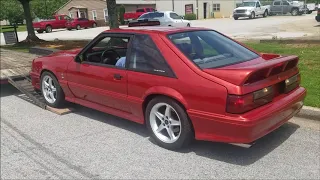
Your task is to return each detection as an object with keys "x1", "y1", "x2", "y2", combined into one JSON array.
[
  {"x1": 234, "y1": 7, "x2": 254, "y2": 11},
  {"x1": 46, "y1": 48, "x2": 82, "y2": 57}
]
